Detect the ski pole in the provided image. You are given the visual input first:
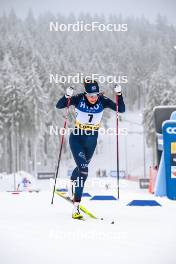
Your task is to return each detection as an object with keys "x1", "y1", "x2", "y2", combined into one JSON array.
[
  {"x1": 51, "y1": 97, "x2": 71, "y2": 204},
  {"x1": 116, "y1": 93, "x2": 120, "y2": 199}
]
